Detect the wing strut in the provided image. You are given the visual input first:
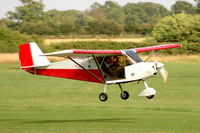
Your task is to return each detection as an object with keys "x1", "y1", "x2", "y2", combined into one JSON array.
[
  {"x1": 92, "y1": 55, "x2": 106, "y2": 83},
  {"x1": 144, "y1": 50, "x2": 158, "y2": 62},
  {"x1": 67, "y1": 56, "x2": 105, "y2": 84}
]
